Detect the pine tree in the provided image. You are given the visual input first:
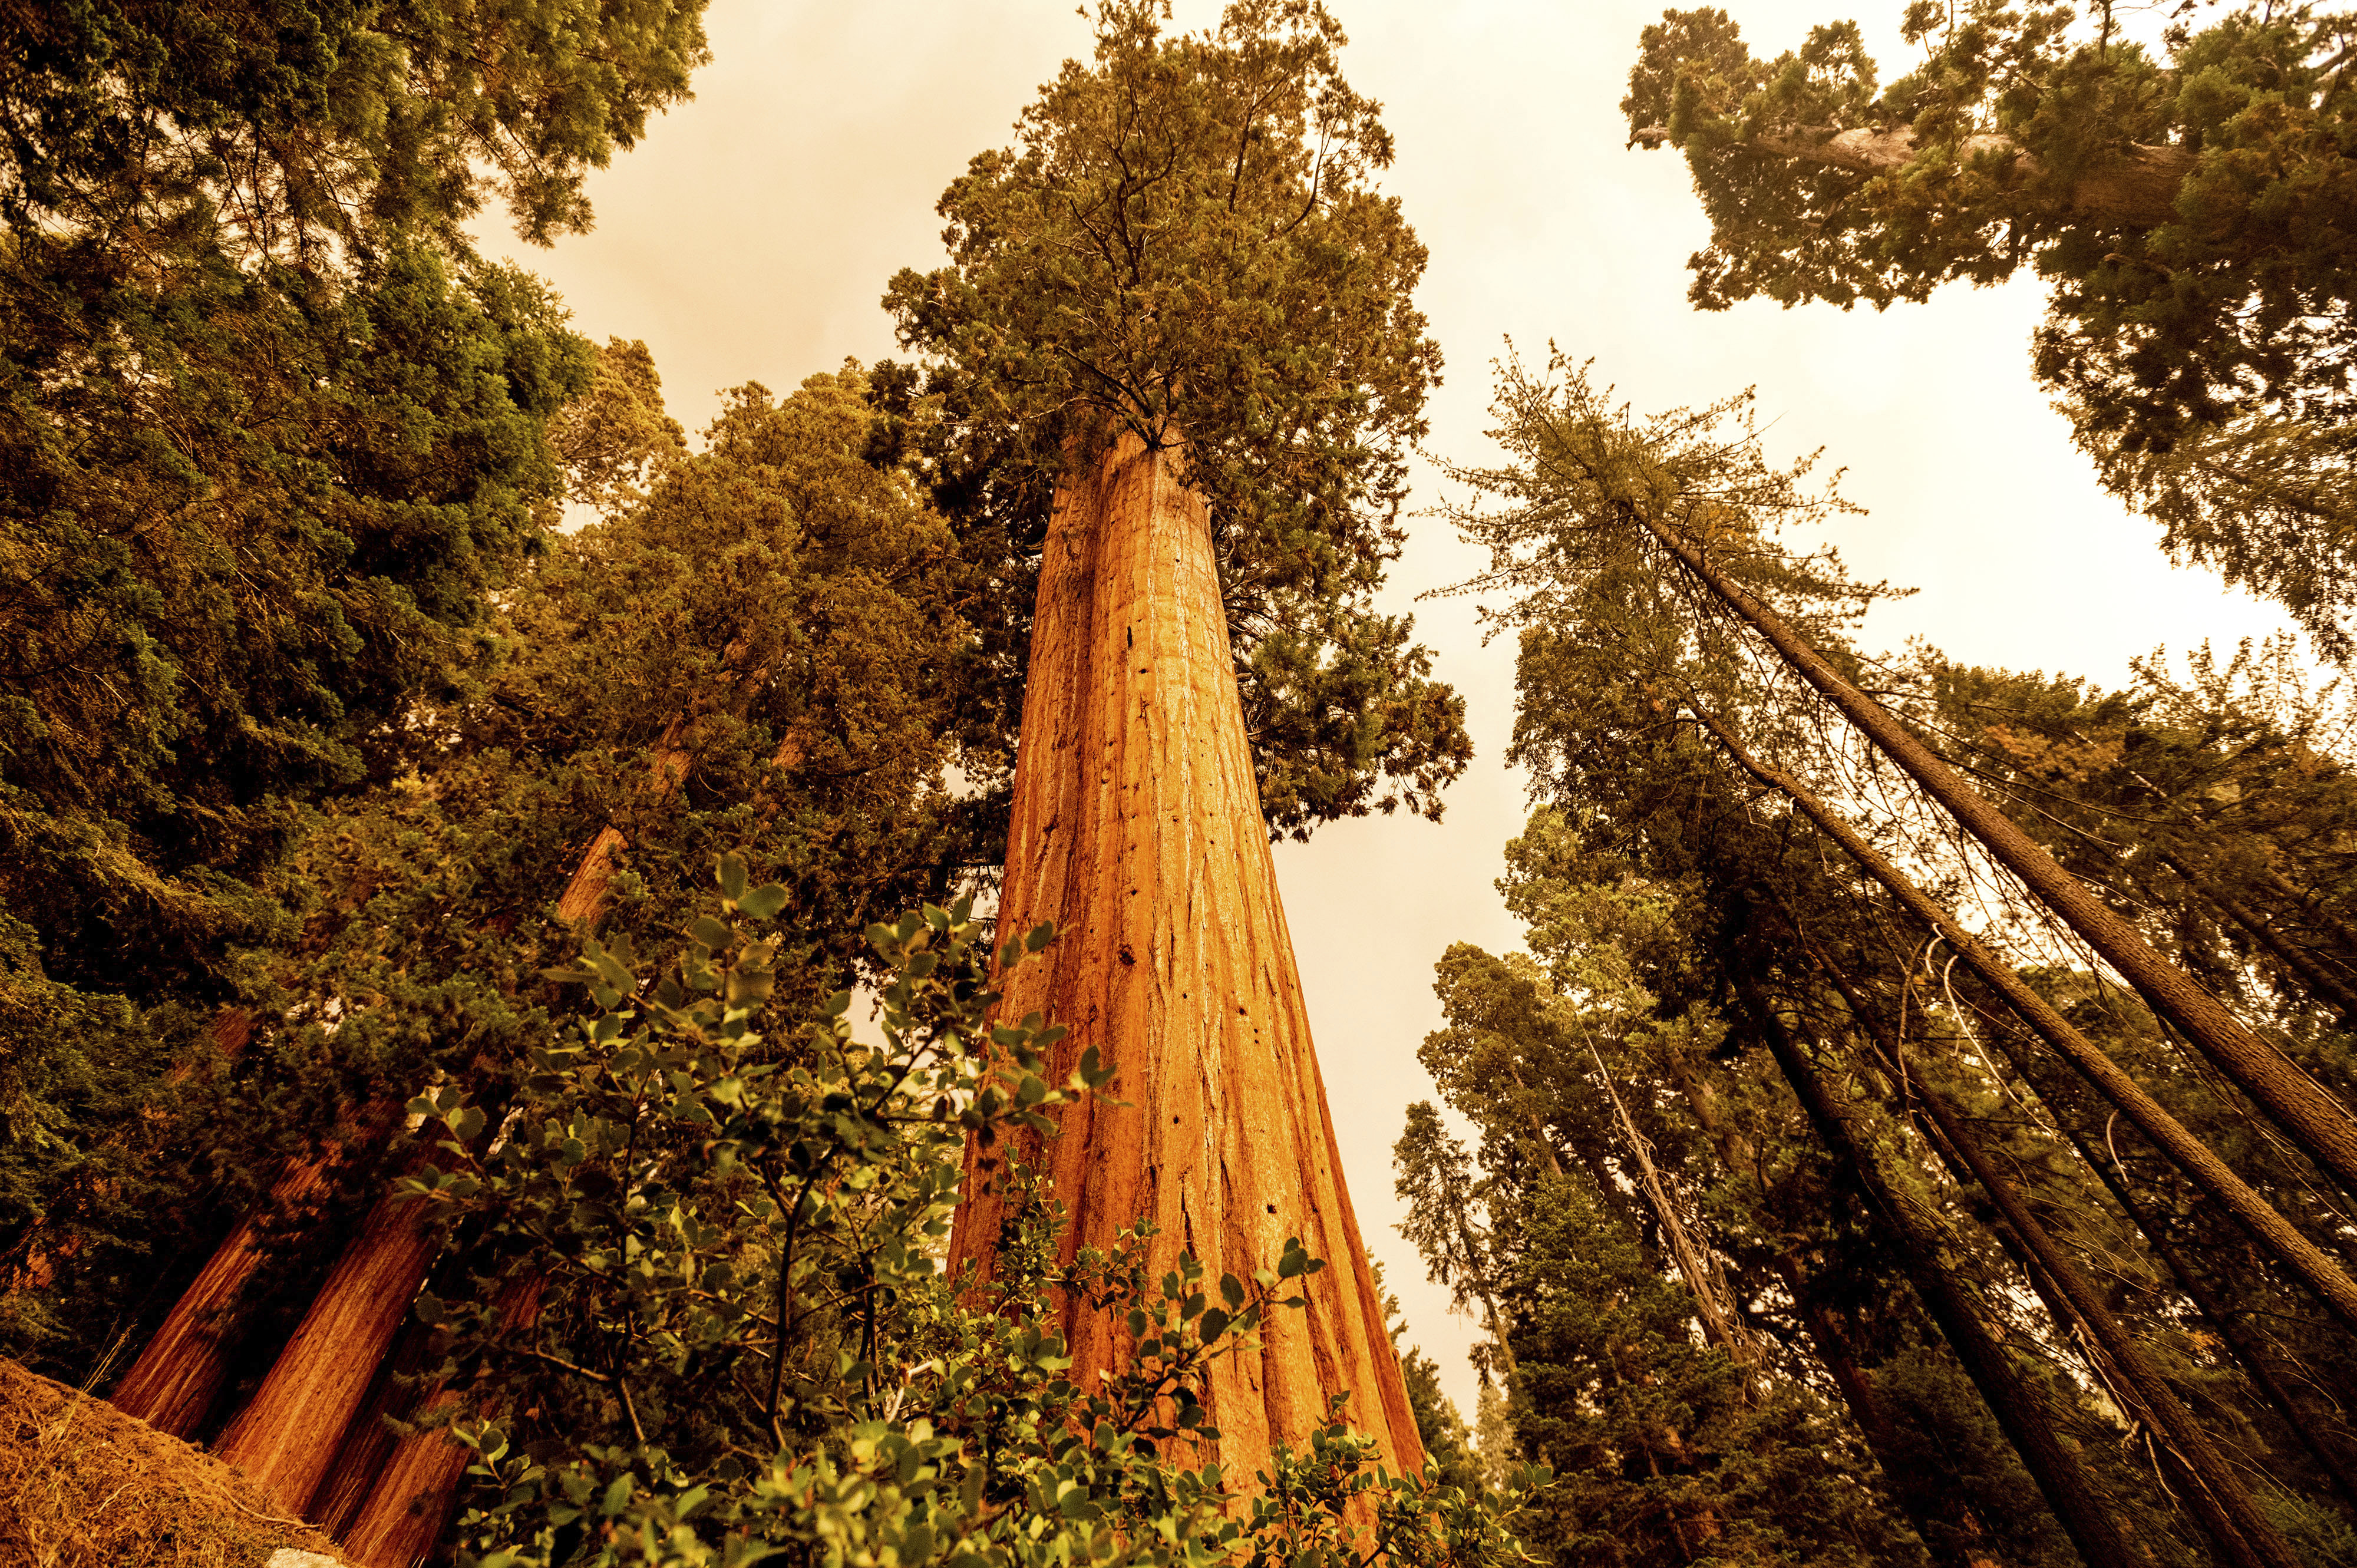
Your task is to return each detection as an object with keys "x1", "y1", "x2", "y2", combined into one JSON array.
[
  {"x1": 1401, "y1": 349, "x2": 2357, "y2": 1564},
  {"x1": 1622, "y1": 2, "x2": 2357, "y2": 650}
]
